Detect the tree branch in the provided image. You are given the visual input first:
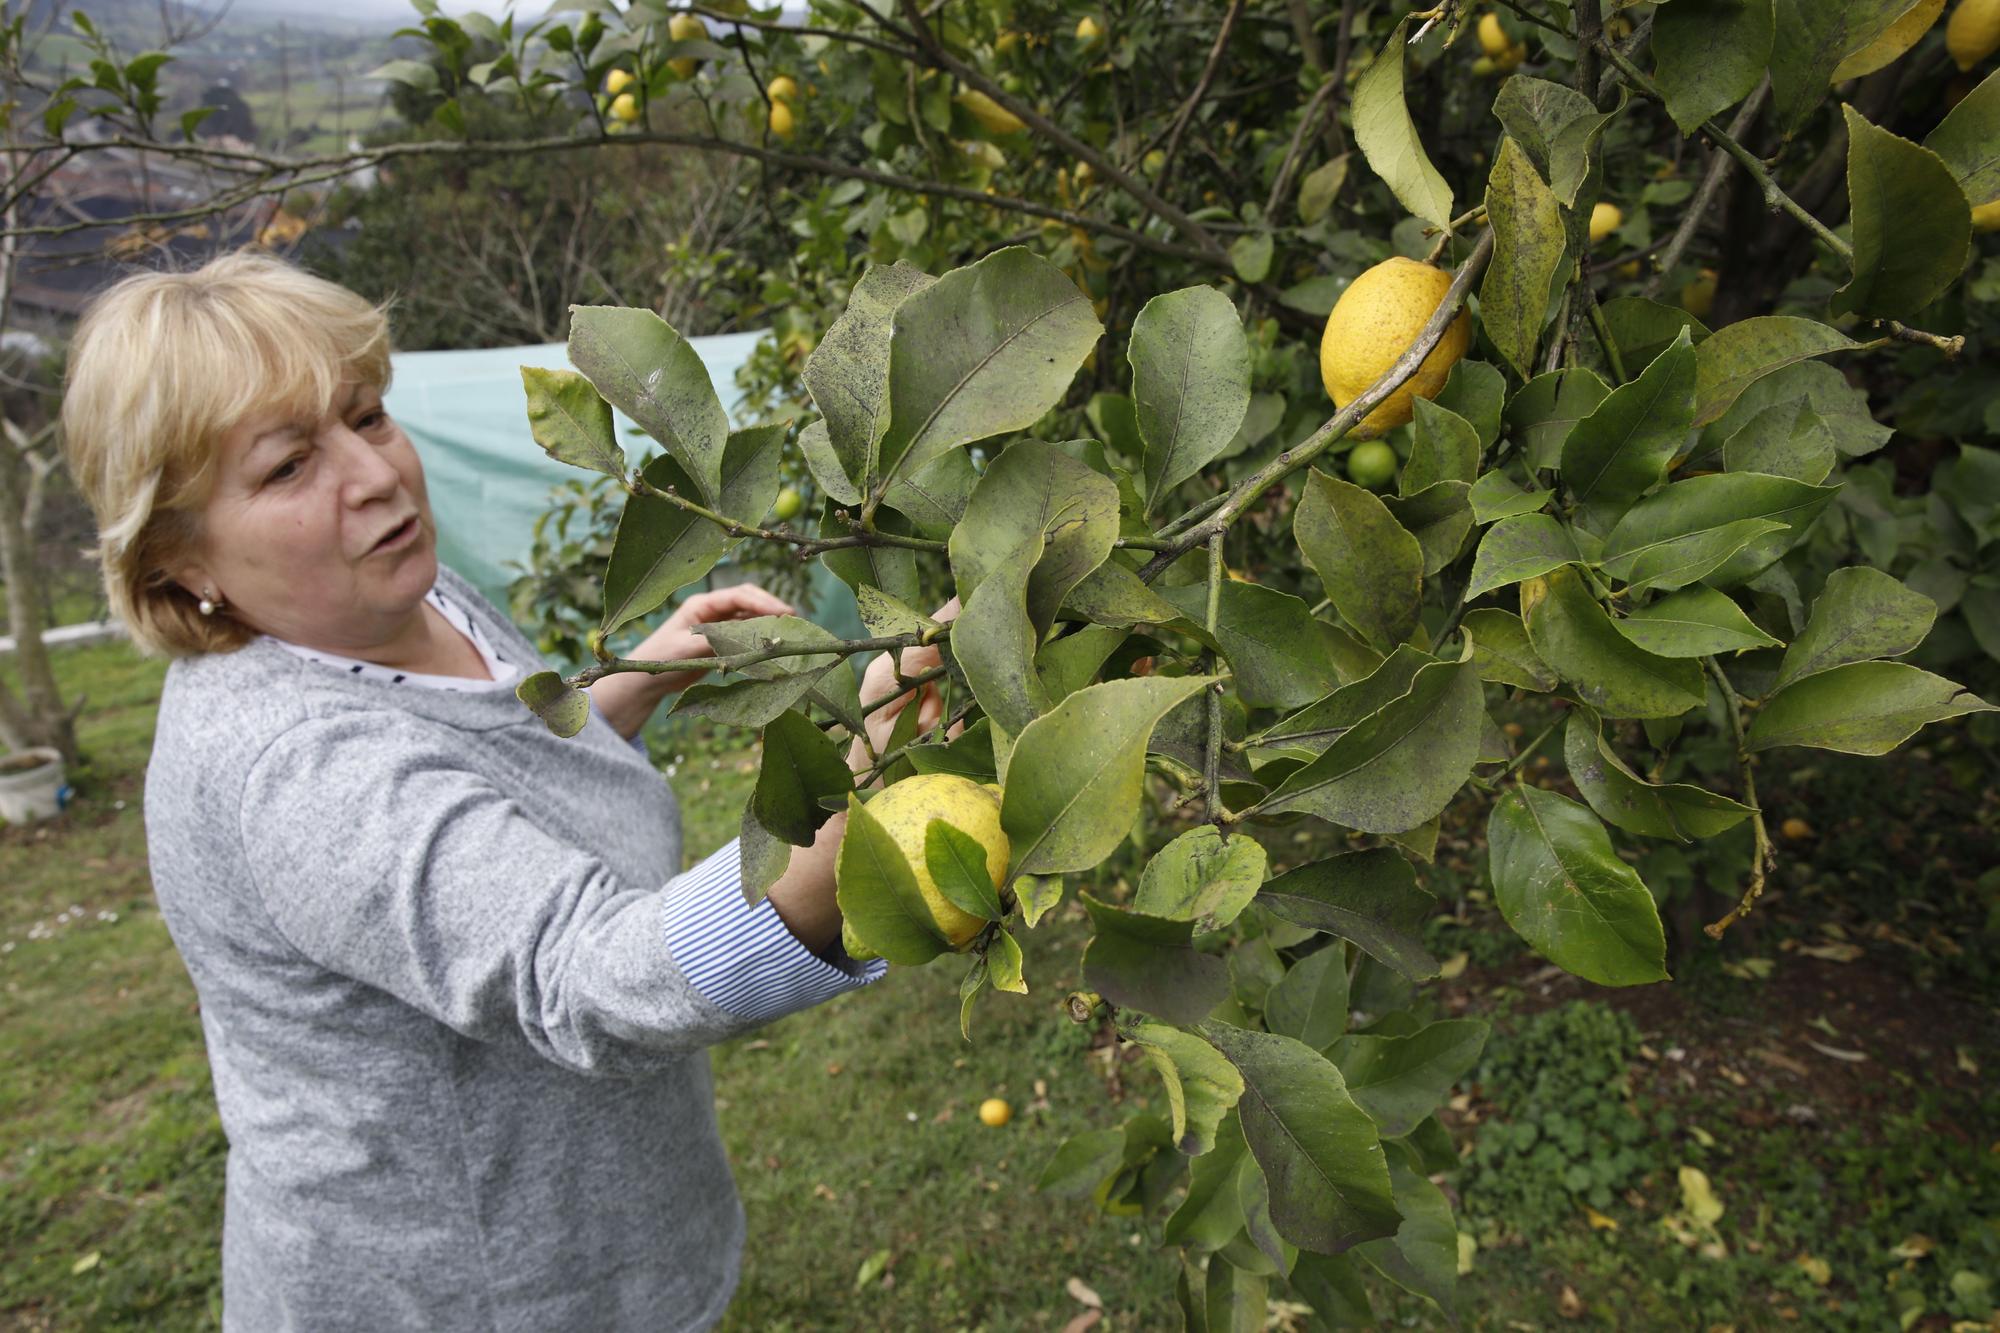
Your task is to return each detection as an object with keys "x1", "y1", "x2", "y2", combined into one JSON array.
[
  {"x1": 1703, "y1": 656, "x2": 1771, "y2": 940},
  {"x1": 1137, "y1": 228, "x2": 1497, "y2": 582}
]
